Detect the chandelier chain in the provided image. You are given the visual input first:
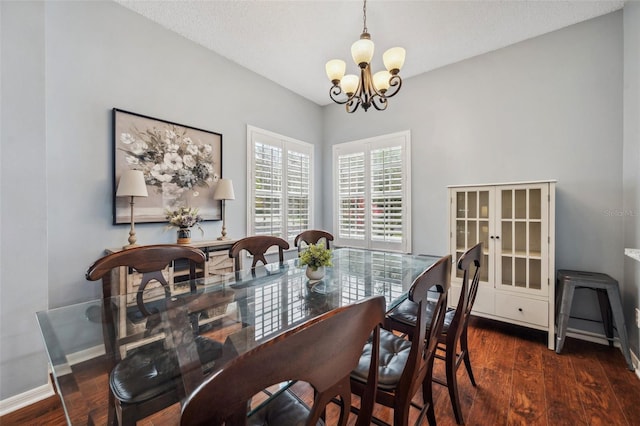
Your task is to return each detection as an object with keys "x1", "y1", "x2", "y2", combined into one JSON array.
[{"x1": 362, "y1": 0, "x2": 368, "y2": 33}]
